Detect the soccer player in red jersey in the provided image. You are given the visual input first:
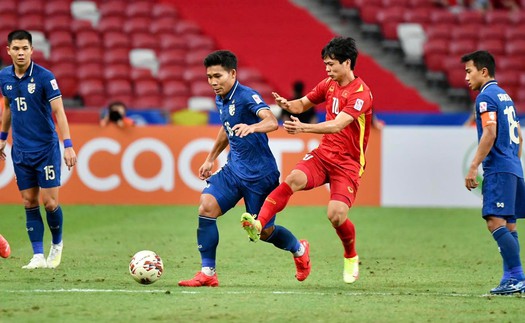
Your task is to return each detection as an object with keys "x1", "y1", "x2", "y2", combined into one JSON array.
[{"x1": 242, "y1": 36, "x2": 373, "y2": 283}]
